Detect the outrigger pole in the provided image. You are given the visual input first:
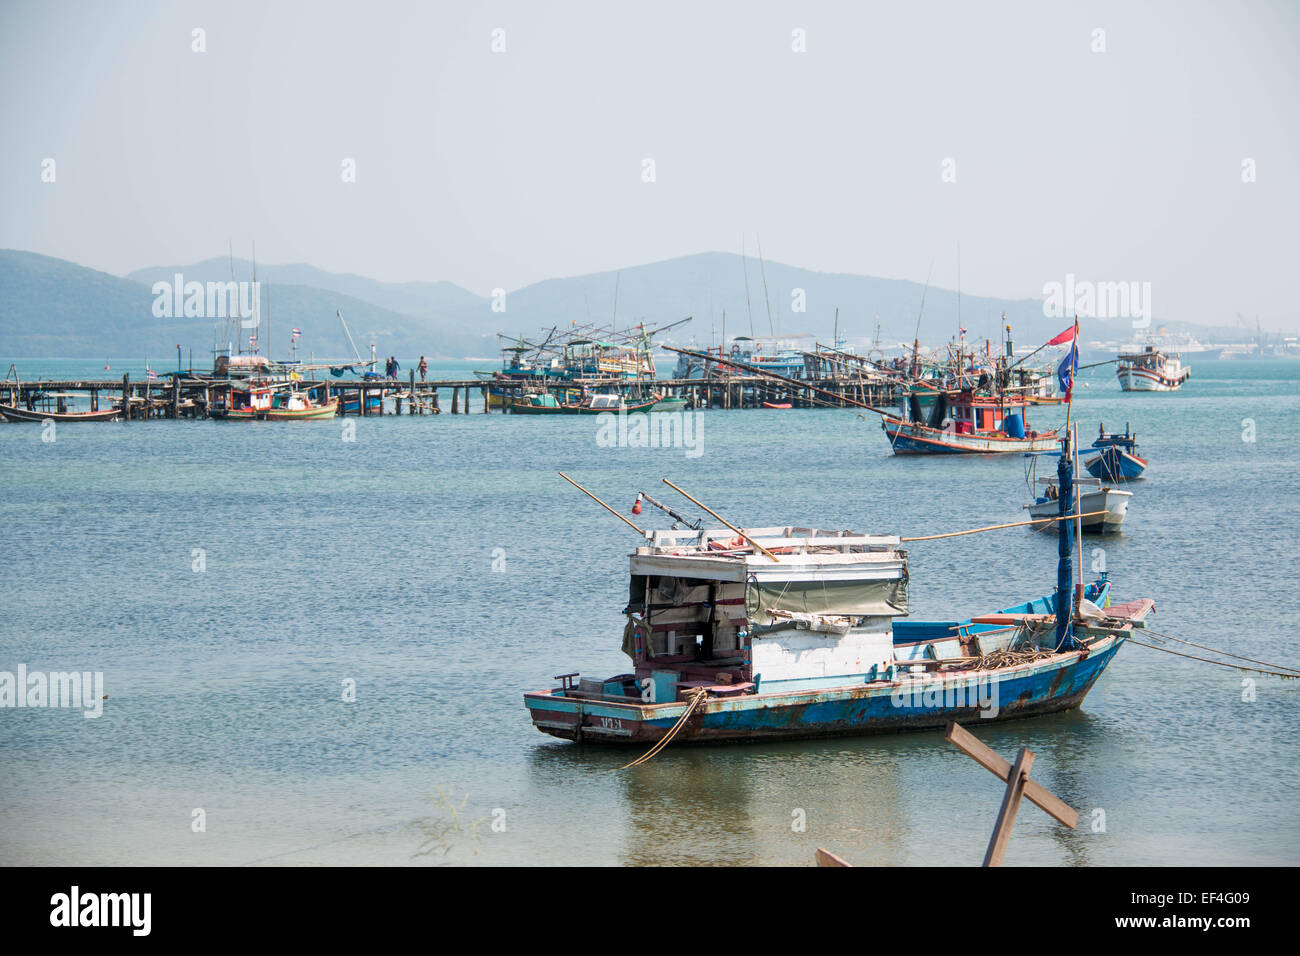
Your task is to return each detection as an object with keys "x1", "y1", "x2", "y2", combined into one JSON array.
[
  {"x1": 557, "y1": 472, "x2": 647, "y2": 535},
  {"x1": 661, "y1": 478, "x2": 781, "y2": 562}
]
